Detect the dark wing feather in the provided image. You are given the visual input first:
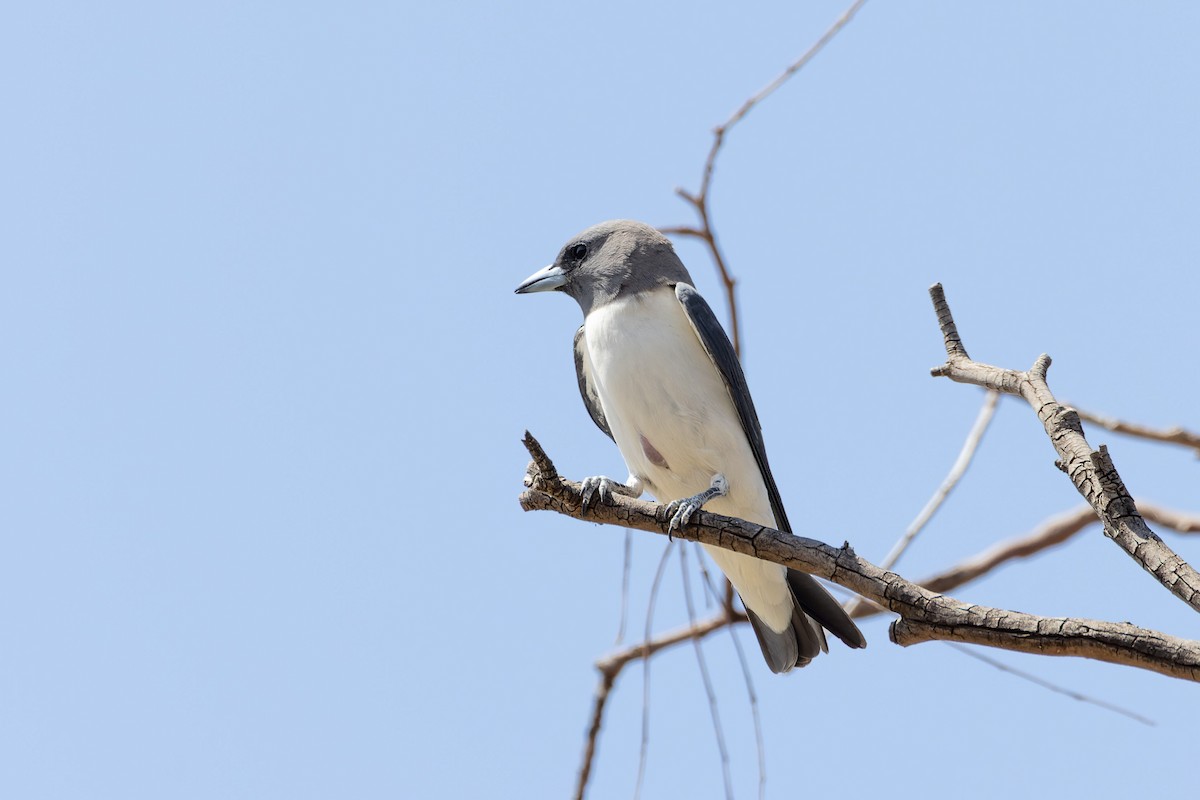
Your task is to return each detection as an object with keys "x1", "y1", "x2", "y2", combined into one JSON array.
[
  {"x1": 675, "y1": 284, "x2": 866, "y2": 652},
  {"x1": 573, "y1": 325, "x2": 613, "y2": 441},
  {"x1": 673, "y1": 284, "x2": 790, "y2": 531}
]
